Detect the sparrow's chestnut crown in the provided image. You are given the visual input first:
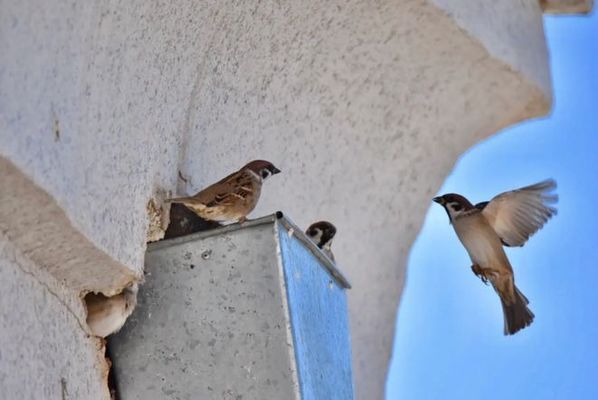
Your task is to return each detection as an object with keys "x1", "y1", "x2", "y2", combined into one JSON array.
[
  {"x1": 244, "y1": 160, "x2": 281, "y2": 180},
  {"x1": 433, "y1": 193, "x2": 473, "y2": 209}
]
